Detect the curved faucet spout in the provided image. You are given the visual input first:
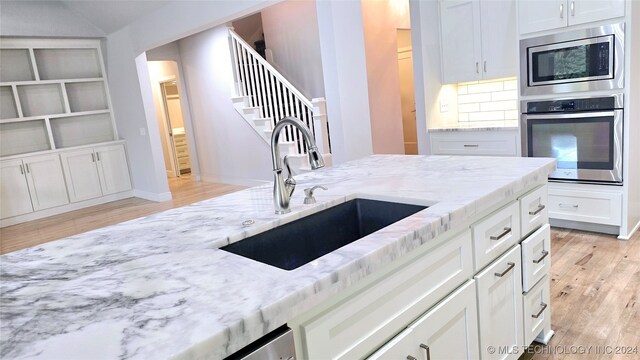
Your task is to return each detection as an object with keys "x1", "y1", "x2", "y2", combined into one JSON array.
[{"x1": 271, "y1": 117, "x2": 325, "y2": 214}]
